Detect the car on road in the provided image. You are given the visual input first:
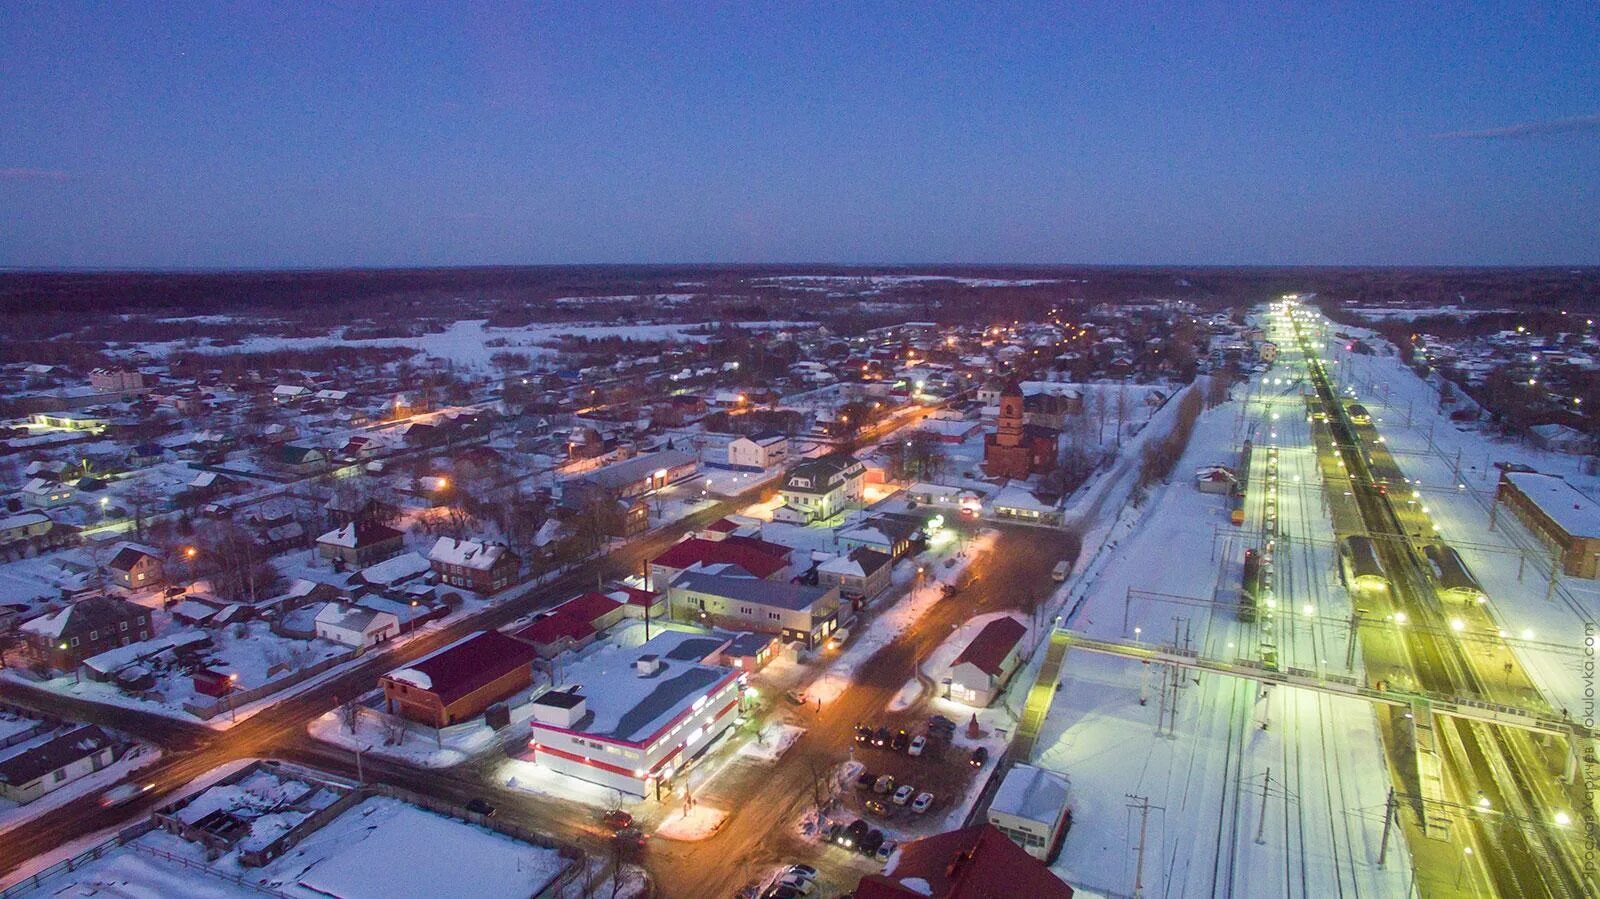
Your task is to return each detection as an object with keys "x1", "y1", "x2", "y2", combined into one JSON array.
[
  {"x1": 892, "y1": 784, "x2": 915, "y2": 806},
  {"x1": 784, "y1": 690, "x2": 808, "y2": 706},
  {"x1": 912, "y1": 791, "x2": 934, "y2": 813},
  {"x1": 865, "y1": 799, "x2": 888, "y2": 816},
  {"x1": 613, "y1": 827, "x2": 648, "y2": 850},
  {"x1": 969, "y1": 747, "x2": 989, "y2": 768},
  {"x1": 876, "y1": 840, "x2": 898, "y2": 863},
  {"x1": 890, "y1": 729, "x2": 909, "y2": 752},
  {"x1": 601, "y1": 809, "x2": 634, "y2": 831},
  {"x1": 873, "y1": 774, "x2": 895, "y2": 794},
  {"x1": 854, "y1": 771, "x2": 876, "y2": 791},
  {"x1": 760, "y1": 886, "x2": 804, "y2": 899},
  {"x1": 99, "y1": 782, "x2": 153, "y2": 808},
  {"x1": 465, "y1": 797, "x2": 496, "y2": 817},
  {"x1": 907, "y1": 734, "x2": 926, "y2": 757},
  {"x1": 872, "y1": 727, "x2": 891, "y2": 748},
  {"x1": 854, "y1": 725, "x2": 872, "y2": 745}
]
